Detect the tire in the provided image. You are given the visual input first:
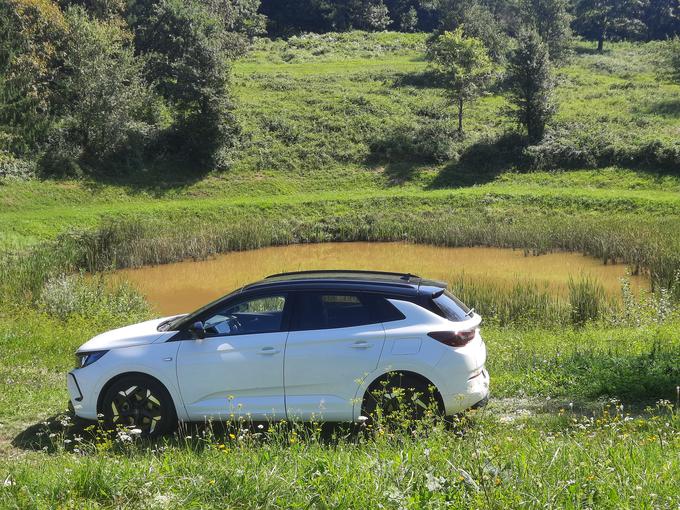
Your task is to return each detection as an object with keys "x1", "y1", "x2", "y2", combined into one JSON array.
[
  {"x1": 101, "y1": 375, "x2": 177, "y2": 437},
  {"x1": 361, "y1": 373, "x2": 443, "y2": 424}
]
